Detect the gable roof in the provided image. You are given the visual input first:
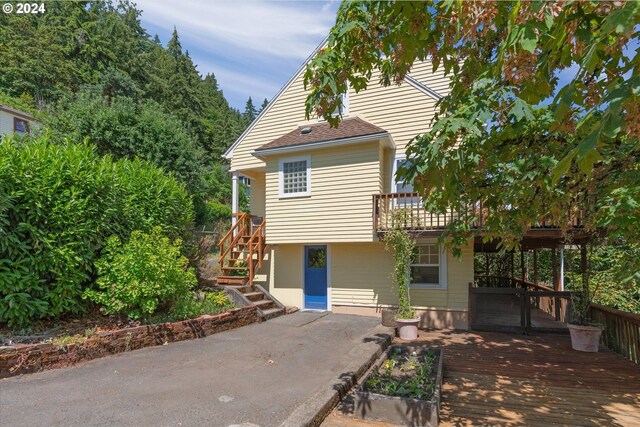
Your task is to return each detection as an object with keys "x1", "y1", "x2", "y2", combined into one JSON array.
[
  {"x1": 224, "y1": 40, "x2": 445, "y2": 161},
  {"x1": 222, "y1": 37, "x2": 329, "y2": 160},
  {"x1": 0, "y1": 105, "x2": 35, "y2": 121},
  {"x1": 254, "y1": 117, "x2": 388, "y2": 155}
]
